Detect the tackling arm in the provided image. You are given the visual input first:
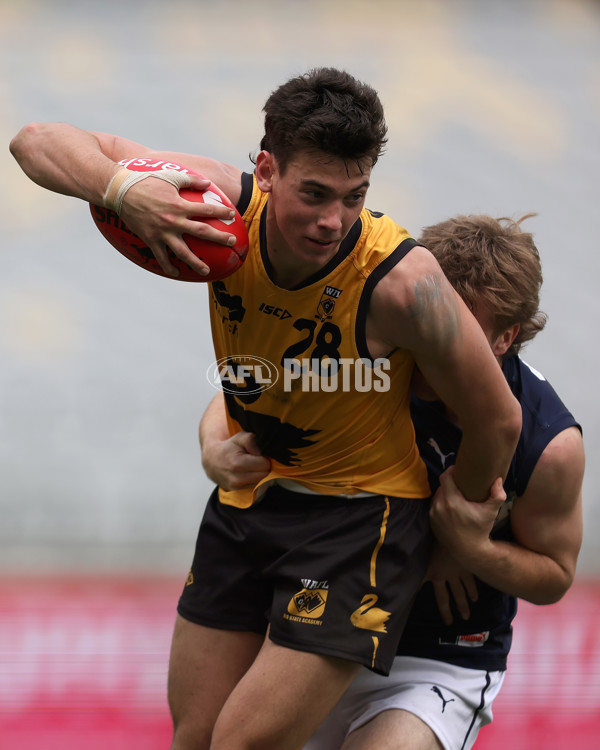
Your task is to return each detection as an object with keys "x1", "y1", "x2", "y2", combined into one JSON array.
[
  {"x1": 430, "y1": 427, "x2": 584, "y2": 603},
  {"x1": 199, "y1": 393, "x2": 271, "y2": 491}
]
